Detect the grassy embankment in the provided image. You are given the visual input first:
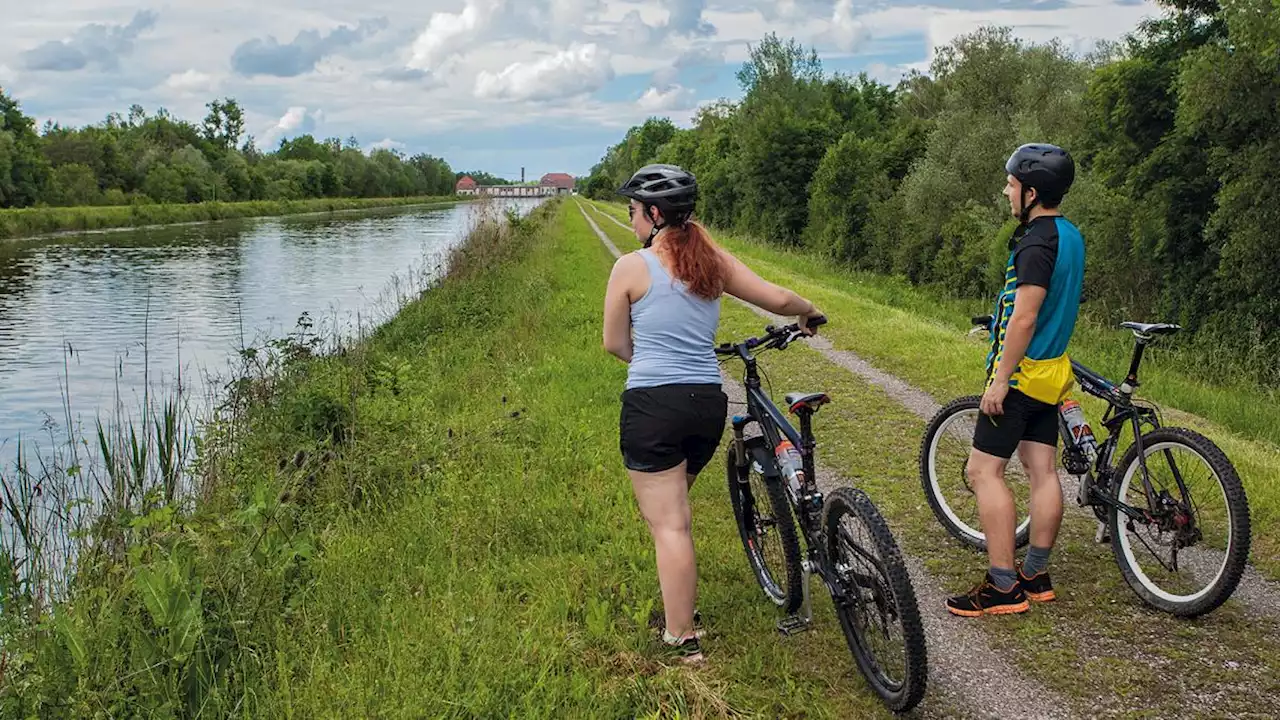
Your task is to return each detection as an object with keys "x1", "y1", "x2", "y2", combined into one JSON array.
[
  {"x1": 585, "y1": 198, "x2": 1280, "y2": 718},
  {"x1": 0, "y1": 194, "x2": 464, "y2": 240},
  {"x1": 4, "y1": 198, "x2": 922, "y2": 718}
]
